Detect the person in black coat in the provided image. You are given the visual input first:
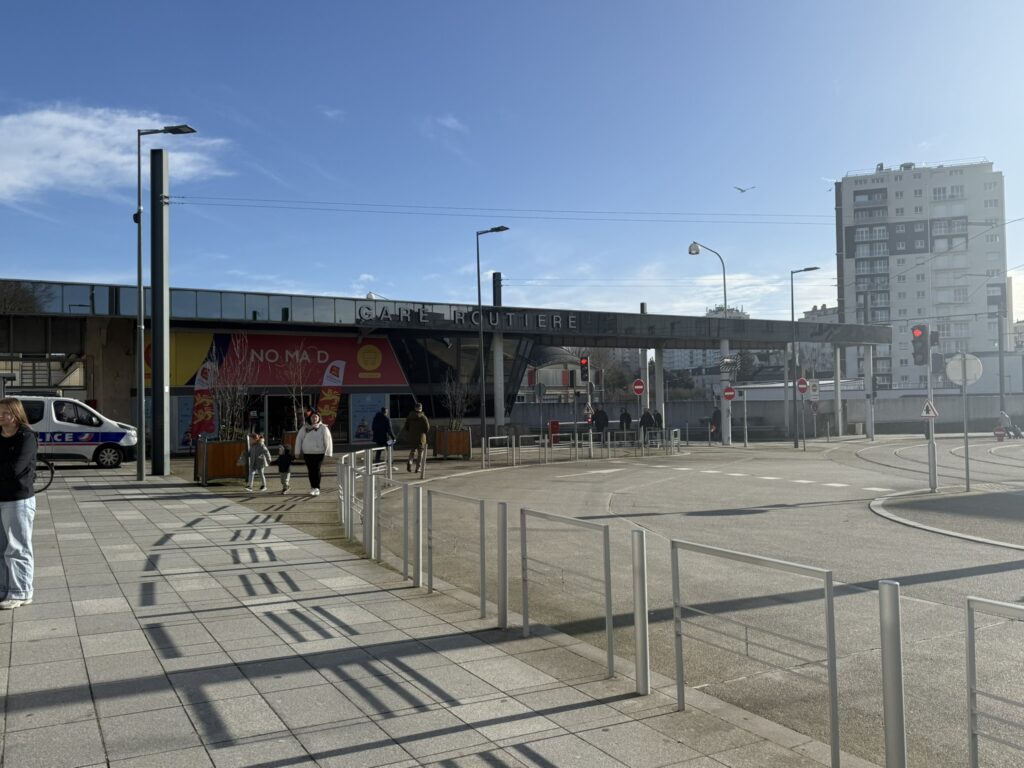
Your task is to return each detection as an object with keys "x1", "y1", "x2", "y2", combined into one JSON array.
[
  {"x1": 593, "y1": 406, "x2": 609, "y2": 435},
  {"x1": 371, "y1": 407, "x2": 396, "y2": 462},
  {"x1": 619, "y1": 408, "x2": 633, "y2": 432},
  {"x1": 710, "y1": 407, "x2": 722, "y2": 442}
]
